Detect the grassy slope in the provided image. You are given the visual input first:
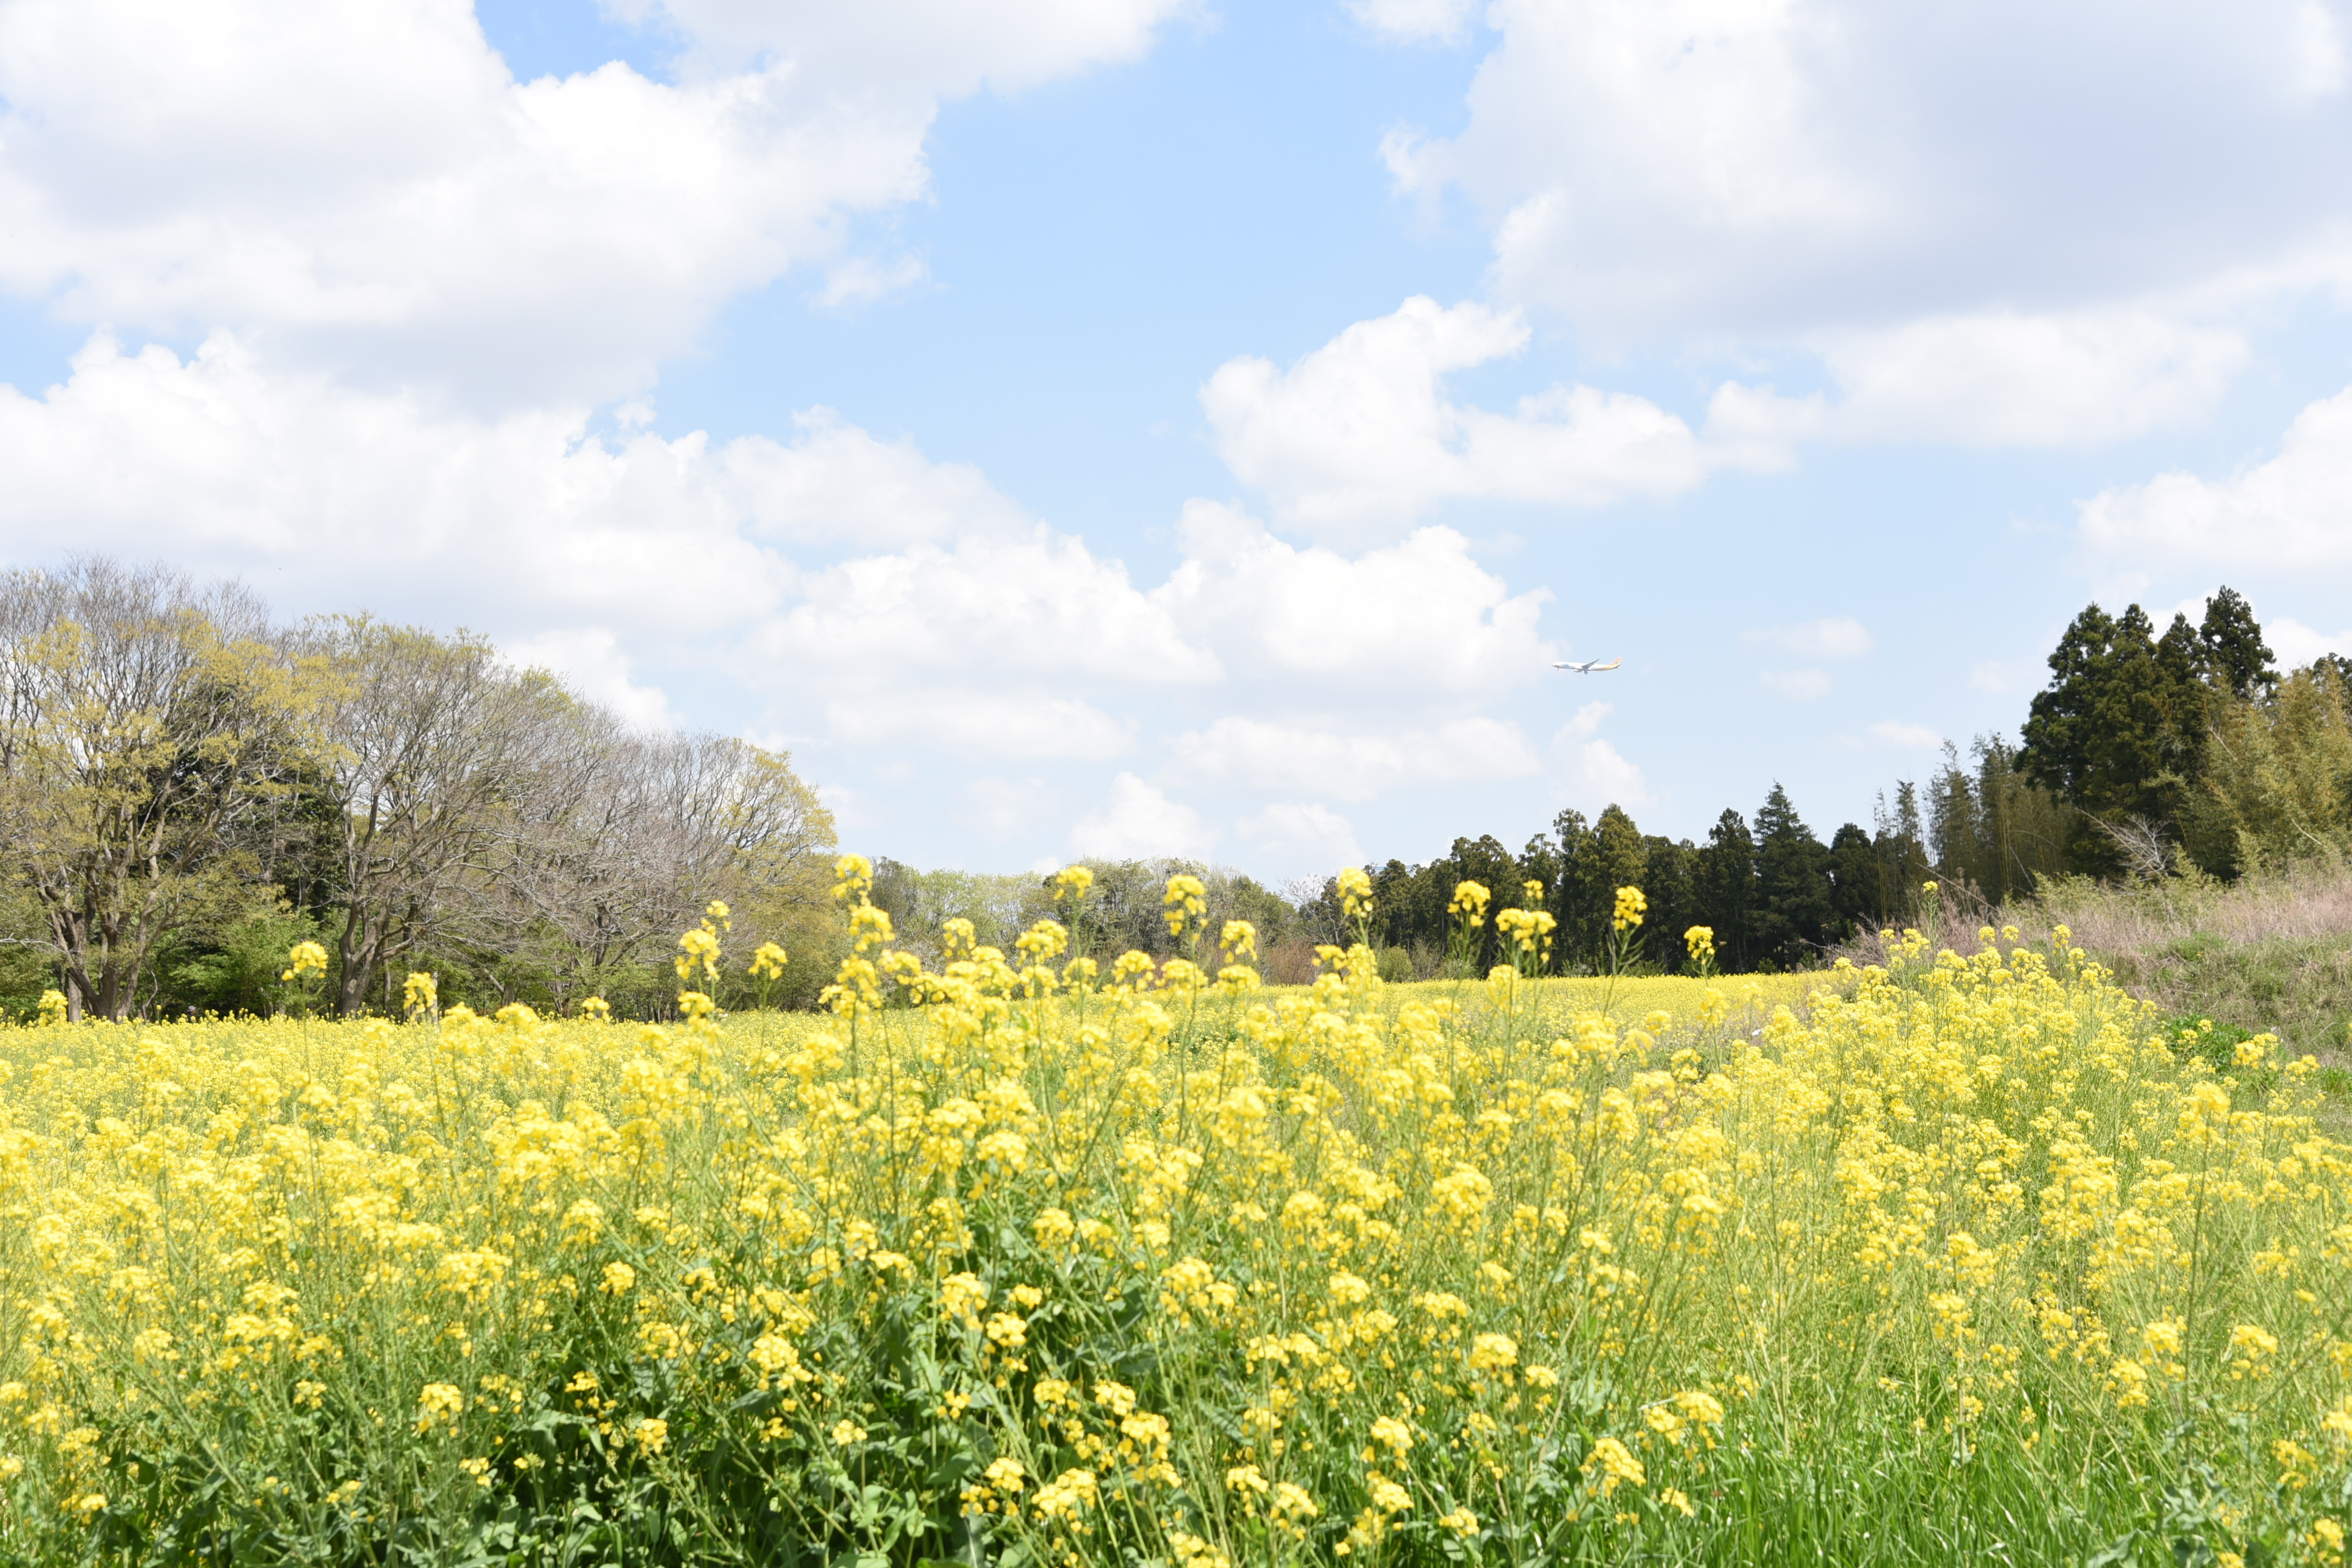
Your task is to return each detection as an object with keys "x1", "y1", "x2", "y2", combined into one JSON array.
[{"x1": 2022, "y1": 861, "x2": 2352, "y2": 1075}]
